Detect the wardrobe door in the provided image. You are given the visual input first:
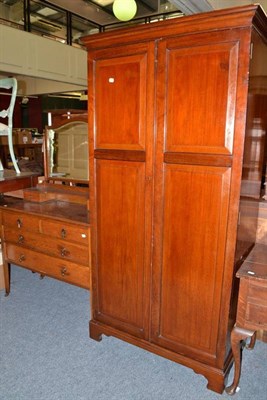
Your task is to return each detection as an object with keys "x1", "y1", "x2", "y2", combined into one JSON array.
[
  {"x1": 151, "y1": 30, "x2": 246, "y2": 365},
  {"x1": 88, "y1": 42, "x2": 155, "y2": 339}
]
